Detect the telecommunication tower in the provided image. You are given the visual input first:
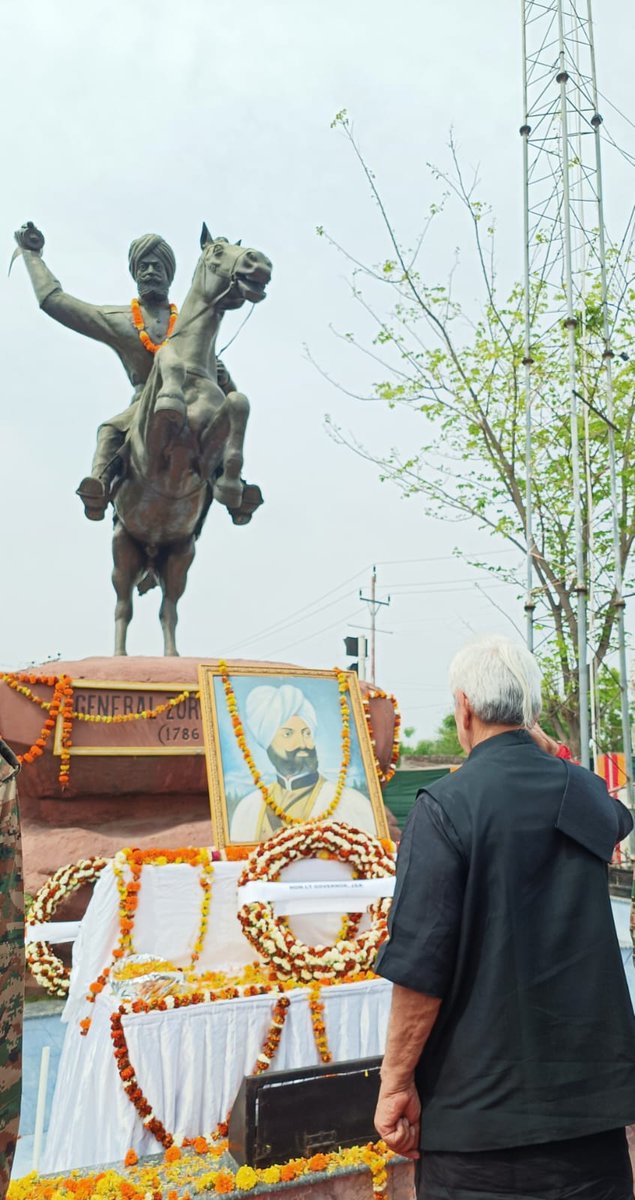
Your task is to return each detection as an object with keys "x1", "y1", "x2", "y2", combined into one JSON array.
[{"x1": 520, "y1": 0, "x2": 634, "y2": 802}]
